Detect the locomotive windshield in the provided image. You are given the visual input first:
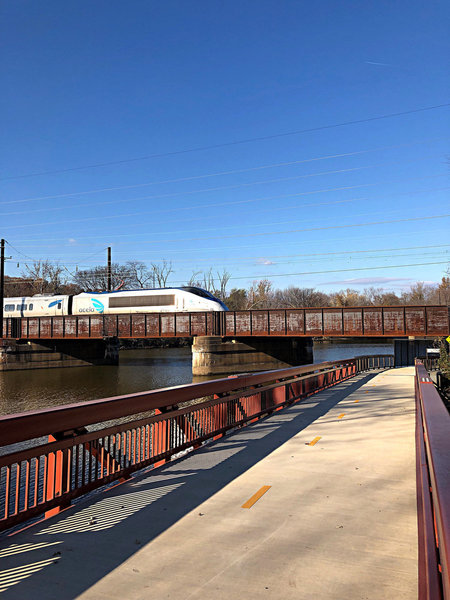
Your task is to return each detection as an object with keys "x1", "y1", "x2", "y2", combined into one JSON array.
[{"x1": 181, "y1": 287, "x2": 214, "y2": 299}]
